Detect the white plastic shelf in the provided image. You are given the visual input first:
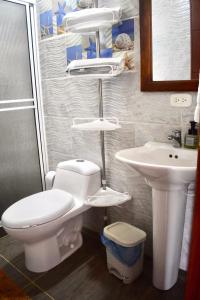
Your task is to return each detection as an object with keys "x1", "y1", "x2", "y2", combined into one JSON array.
[
  {"x1": 63, "y1": 7, "x2": 121, "y2": 33},
  {"x1": 85, "y1": 187, "x2": 131, "y2": 207},
  {"x1": 72, "y1": 118, "x2": 121, "y2": 131}
]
